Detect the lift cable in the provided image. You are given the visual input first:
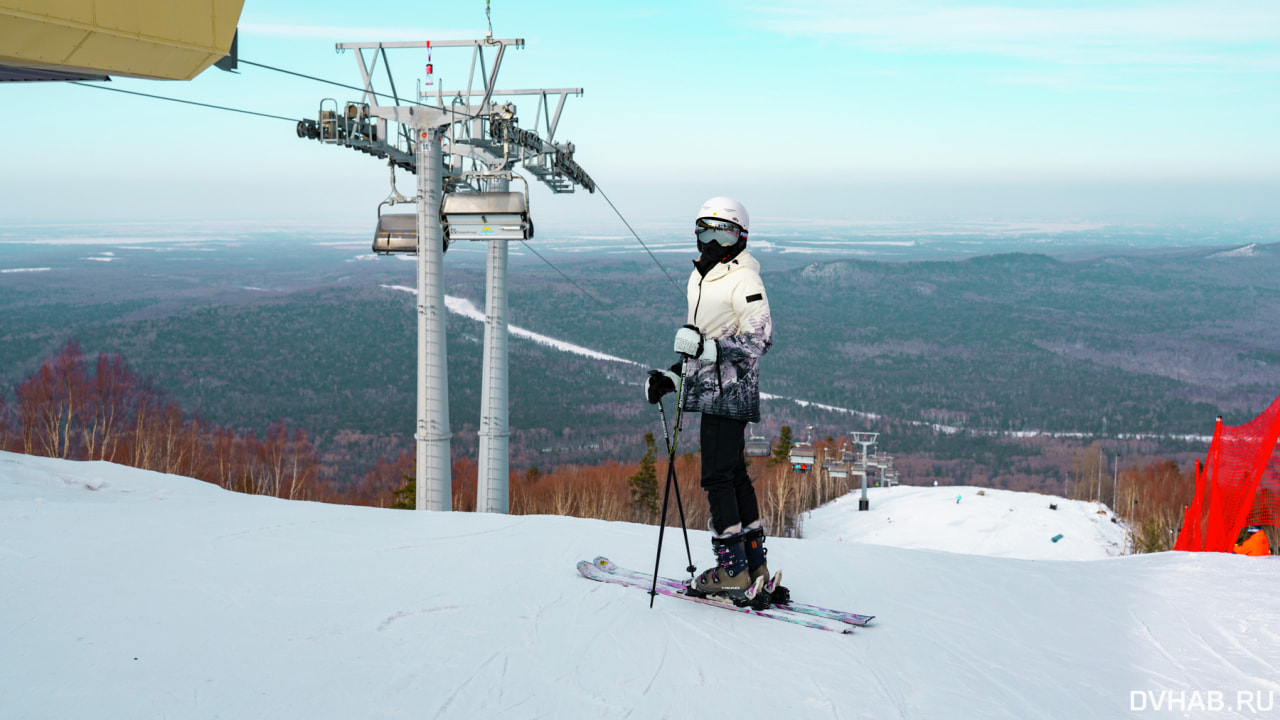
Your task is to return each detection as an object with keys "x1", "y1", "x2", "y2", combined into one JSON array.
[
  {"x1": 69, "y1": 81, "x2": 298, "y2": 122},
  {"x1": 239, "y1": 59, "x2": 423, "y2": 106},
  {"x1": 242, "y1": 58, "x2": 685, "y2": 301},
  {"x1": 595, "y1": 183, "x2": 685, "y2": 298},
  {"x1": 72, "y1": 70, "x2": 674, "y2": 359},
  {"x1": 516, "y1": 239, "x2": 631, "y2": 327}
]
